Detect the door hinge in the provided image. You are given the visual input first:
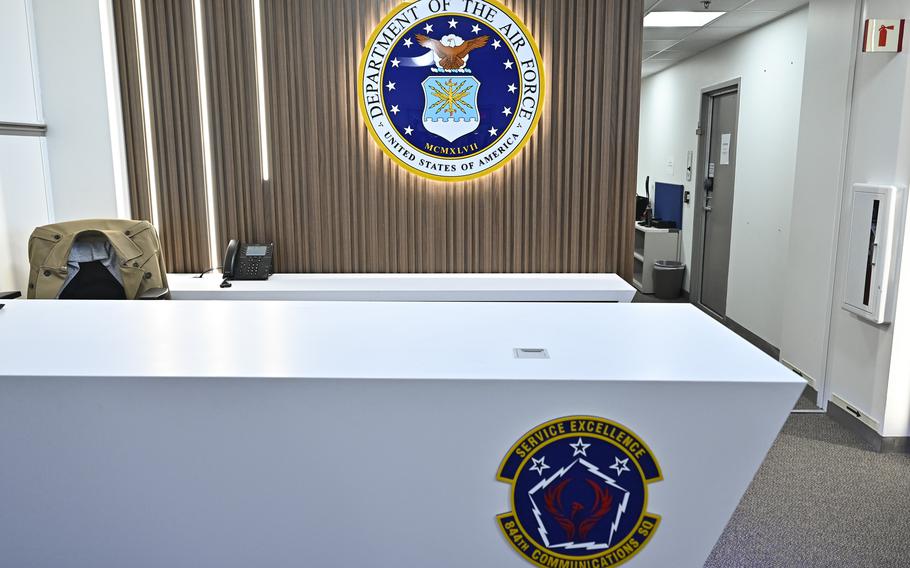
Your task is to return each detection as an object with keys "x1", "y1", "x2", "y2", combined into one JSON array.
[{"x1": 696, "y1": 125, "x2": 704, "y2": 136}]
